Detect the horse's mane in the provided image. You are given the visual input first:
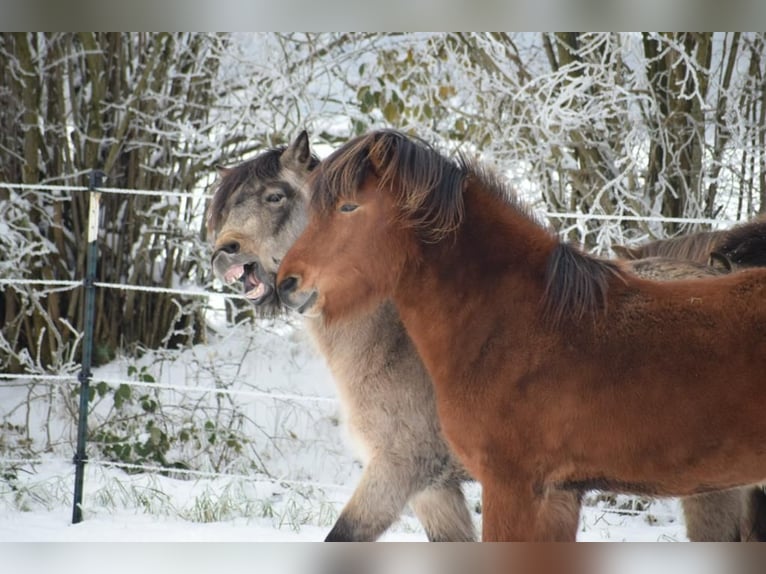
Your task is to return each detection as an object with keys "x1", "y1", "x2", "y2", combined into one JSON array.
[
  {"x1": 543, "y1": 243, "x2": 625, "y2": 327},
  {"x1": 620, "y1": 214, "x2": 766, "y2": 268},
  {"x1": 454, "y1": 157, "x2": 625, "y2": 328},
  {"x1": 623, "y1": 231, "x2": 723, "y2": 263},
  {"x1": 462, "y1": 155, "x2": 628, "y2": 328},
  {"x1": 311, "y1": 129, "x2": 626, "y2": 327},
  {"x1": 206, "y1": 144, "x2": 320, "y2": 234},
  {"x1": 716, "y1": 216, "x2": 766, "y2": 267}
]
